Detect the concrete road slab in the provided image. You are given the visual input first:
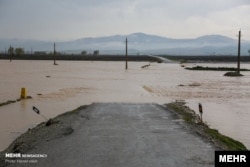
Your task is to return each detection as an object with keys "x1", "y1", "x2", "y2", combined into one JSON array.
[{"x1": 6, "y1": 103, "x2": 216, "y2": 167}]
